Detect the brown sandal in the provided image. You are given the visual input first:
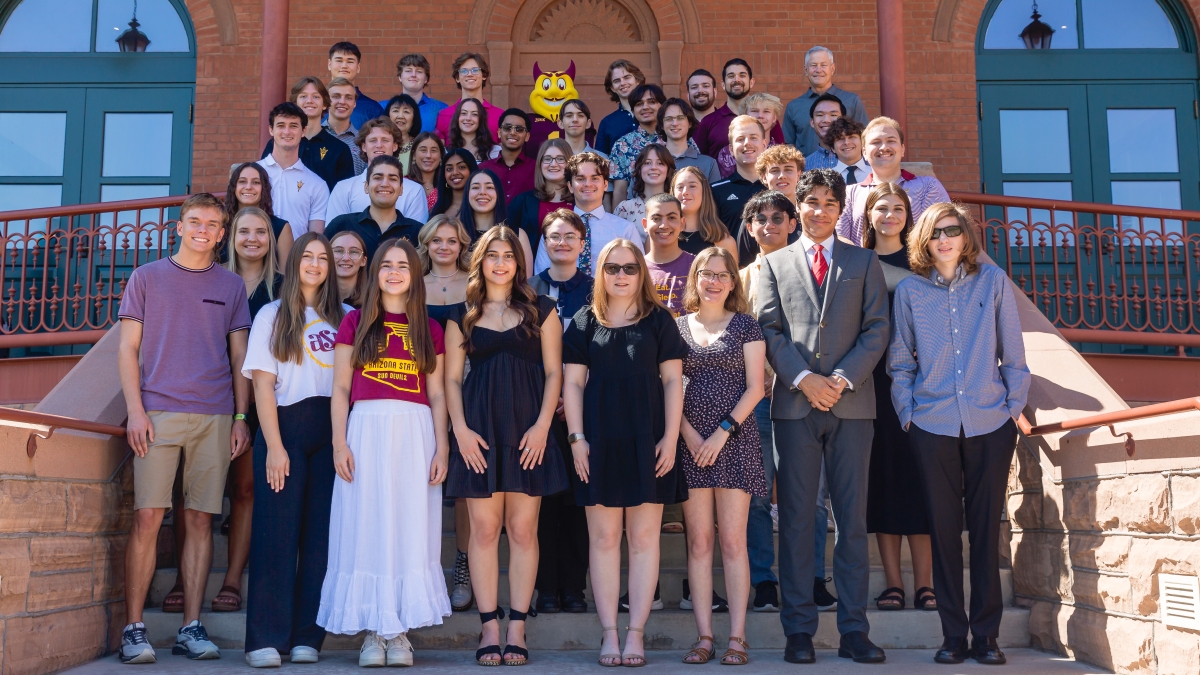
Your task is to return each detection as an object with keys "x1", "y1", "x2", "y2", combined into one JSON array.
[
  {"x1": 720, "y1": 637, "x2": 749, "y2": 665},
  {"x1": 161, "y1": 583, "x2": 184, "y2": 613},
  {"x1": 211, "y1": 585, "x2": 242, "y2": 612},
  {"x1": 682, "y1": 635, "x2": 715, "y2": 664},
  {"x1": 622, "y1": 627, "x2": 646, "y2": 668}
]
